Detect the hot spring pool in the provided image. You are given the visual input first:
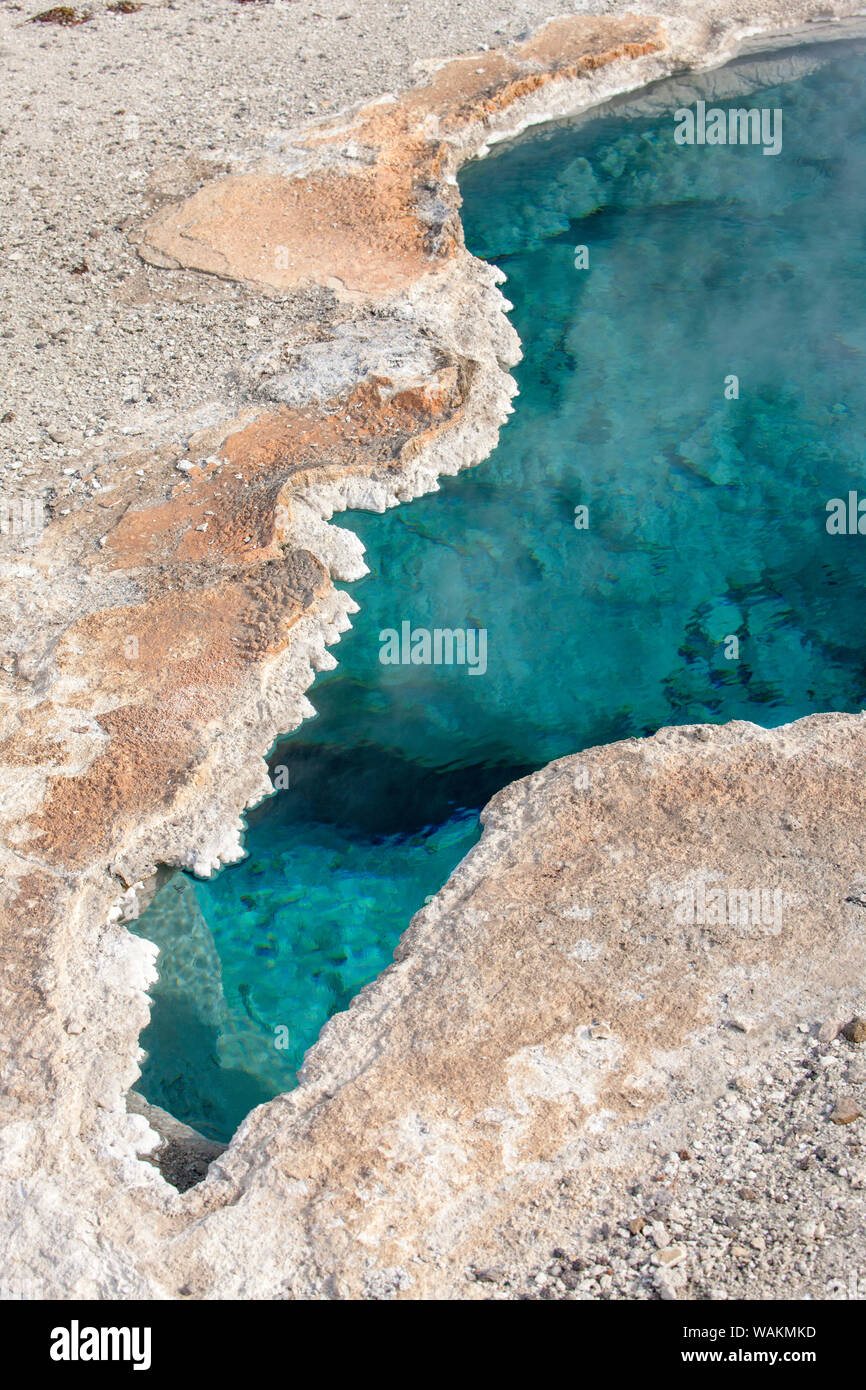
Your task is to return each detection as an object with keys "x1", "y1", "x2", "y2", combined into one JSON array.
[{"x1": 133, "y1": 40, "x2": 866, "y2": 1142}]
